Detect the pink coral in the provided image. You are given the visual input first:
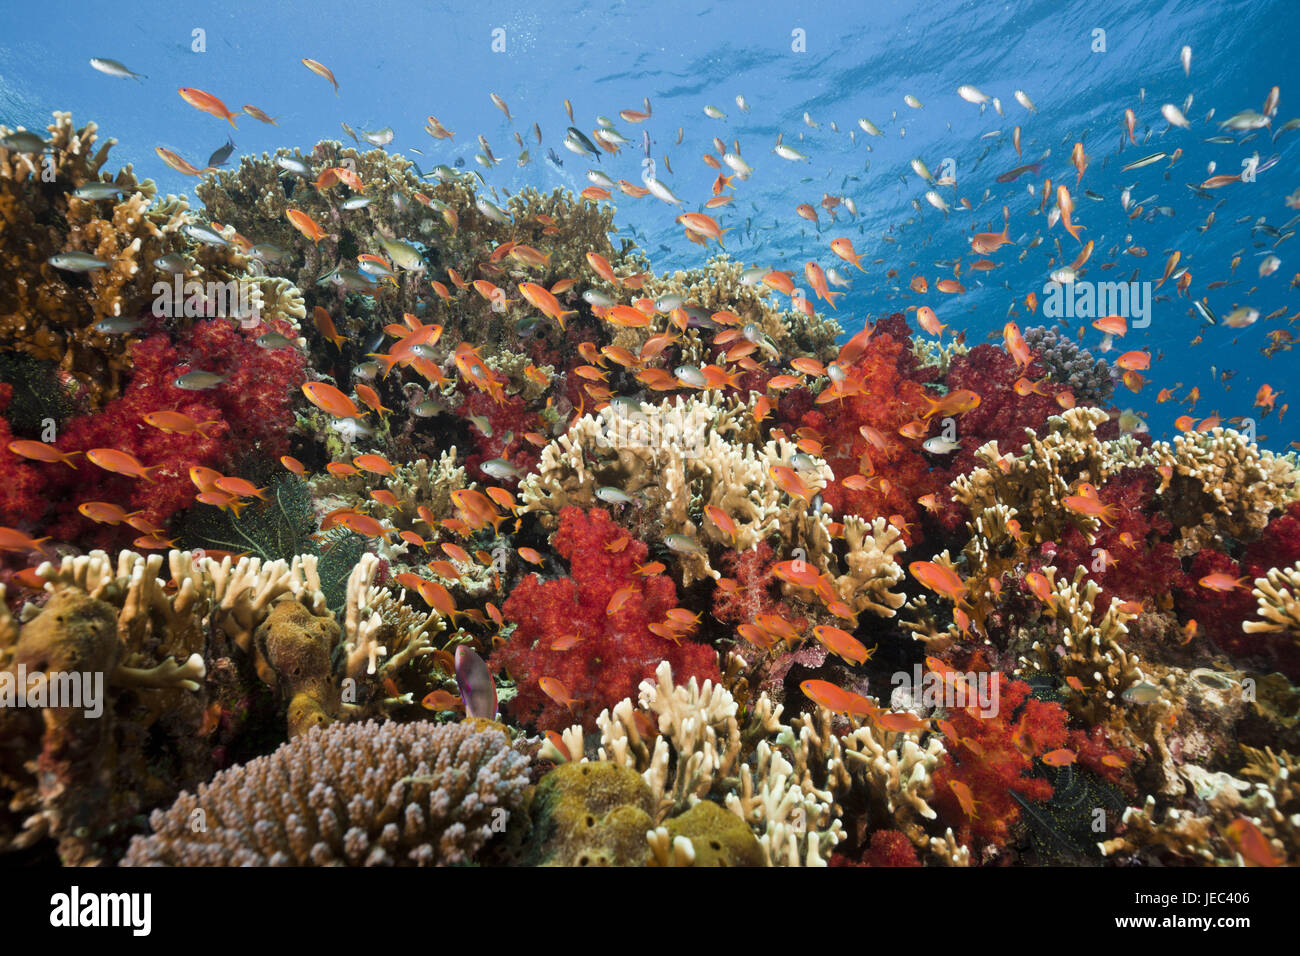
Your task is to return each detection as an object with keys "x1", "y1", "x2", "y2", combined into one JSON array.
[{"x1": 491, "y1": 507, "x2": 720, "y2": 732}]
